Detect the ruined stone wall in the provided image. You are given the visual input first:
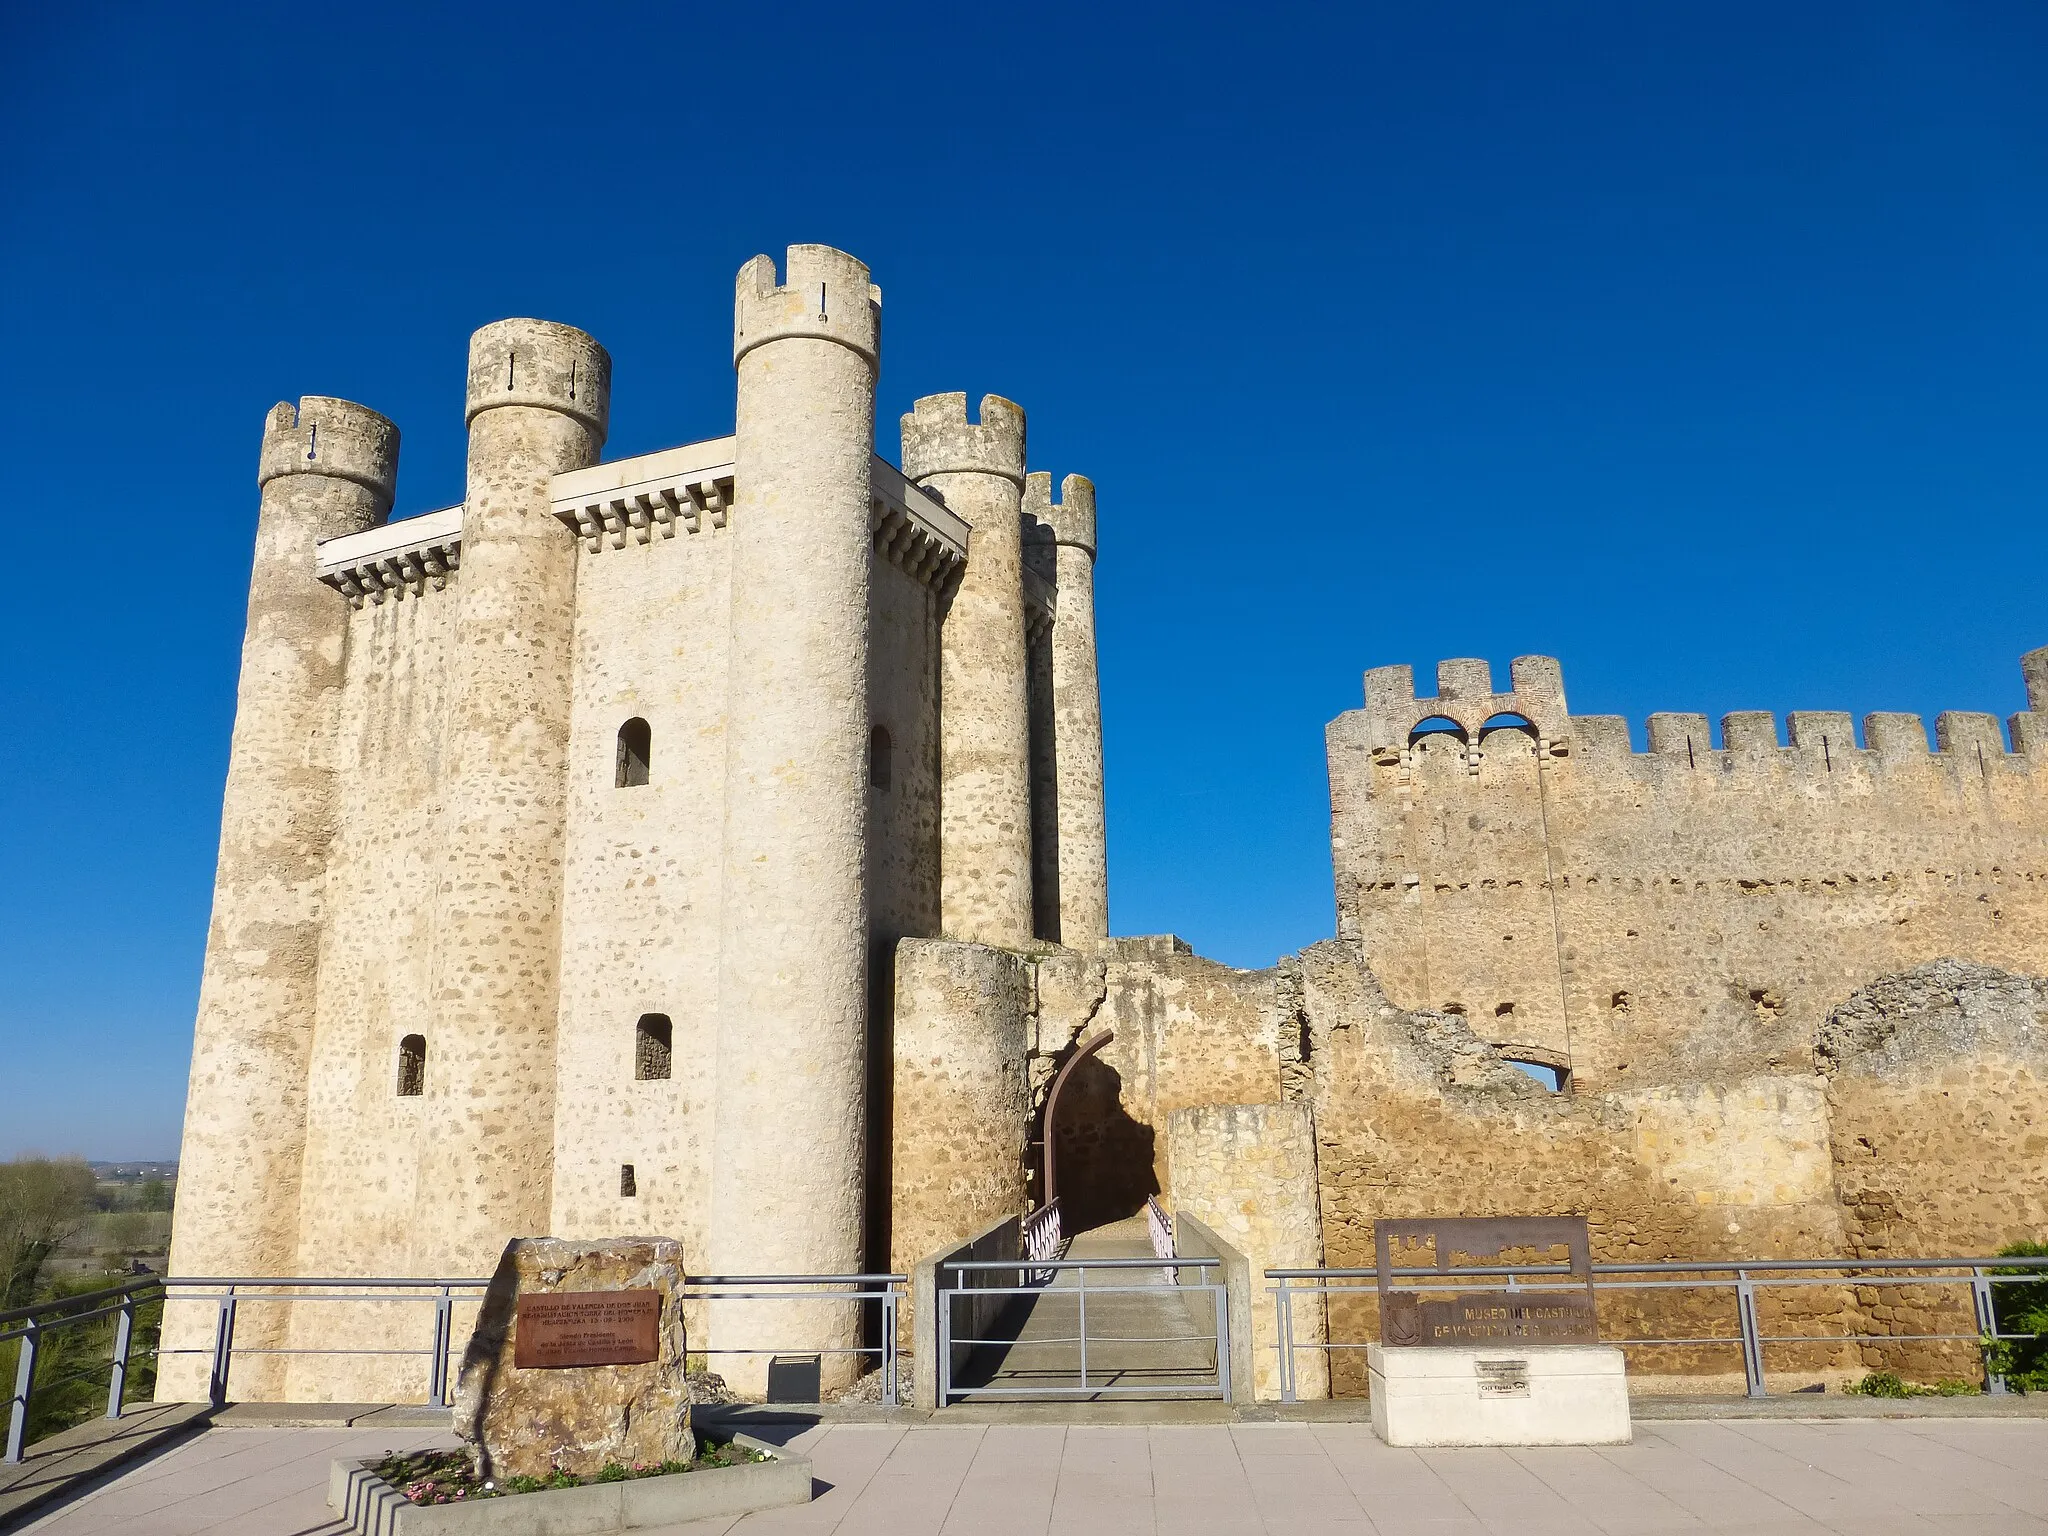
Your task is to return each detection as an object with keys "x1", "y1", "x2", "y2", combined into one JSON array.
[
  {"x1": 1033, "y1": 941, "x2": 1293, "y2": 1230},
  {"x1": 1330, "y1": 655, "x2": 2048, "y2": 1092},
  {"x1": 1820, "y1": 961, "x2": 2048, "y2": 1377},
  {"x1": 1296, "y1": 940, "x2": 1858, "y2": 1396},
  {"x1": 1165, "y1": 1102, "x2": 1327, "y2": 1400}
]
